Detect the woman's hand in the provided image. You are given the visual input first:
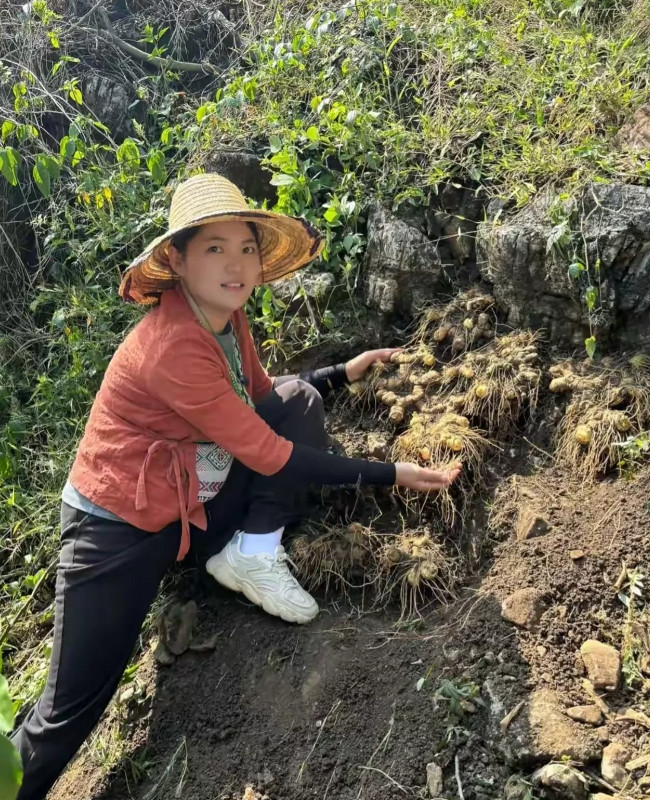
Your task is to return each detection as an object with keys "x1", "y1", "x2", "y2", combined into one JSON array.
[
  {"x1": 345, "y1": 348, "x2": 402, "y2": 383},
  {"x1": 394, "y1": 462, "x2": 462, "y2": 492}
]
